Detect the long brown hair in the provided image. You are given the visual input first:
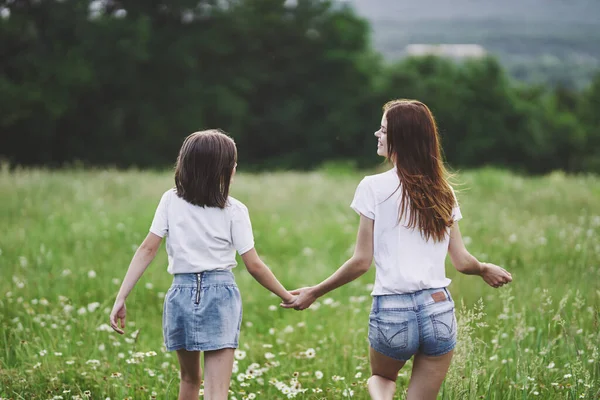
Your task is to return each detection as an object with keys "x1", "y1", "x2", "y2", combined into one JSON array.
[
  {"x1": 384, "y1": 99, "x2": 456, "y2": 242},
  {"x1": 174, "y1": 129, "x2": 237, "y2": 208}
]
